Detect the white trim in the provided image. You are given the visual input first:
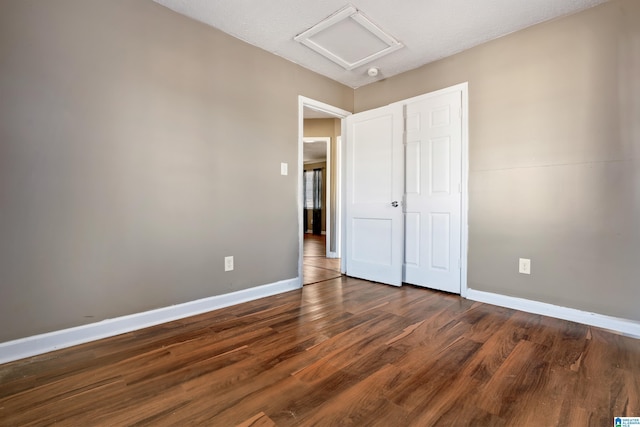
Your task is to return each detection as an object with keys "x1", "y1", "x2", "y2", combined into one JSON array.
[
  {"x1": 325, "y1": 139, "x2": 332, "y2": 257},
  {"x1": 390, "y1": 82, "x2": 469, "y2": 107},
  {"x1": 298, "y1": 96, "x2": 351, "y2": 281},
  {"x1": 340, "y1": 122, "x2": 348, "y2": 274},
  {"x1": 303, "y1": 136, "x2": 332, "y2": 255},
  {"x1": 460, "y1": 83, "x2": 470, "y2": 298},
  {"x1": 466, "y1": 288, "x2": 640, "y2": 339},
  {"x1": 335, "y1": 136, "x2": 342, "y2": 260},
  {"x1": 0, "y1": 278, "x2": 300, "y2": 364}
]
